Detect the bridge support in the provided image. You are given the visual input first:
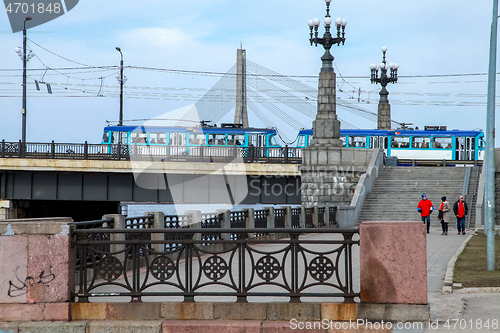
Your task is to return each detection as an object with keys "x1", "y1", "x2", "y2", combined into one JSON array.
[{"x1": 300, "y1": 70, "x2": 373, "y2": 209}]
